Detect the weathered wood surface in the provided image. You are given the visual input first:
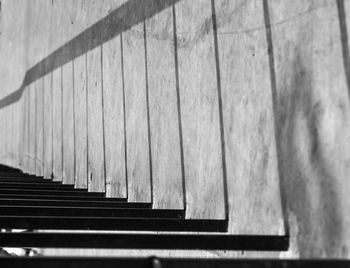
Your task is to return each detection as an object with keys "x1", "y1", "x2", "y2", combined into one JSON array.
[
  {"x1": 43, "y1": 73, "x2": 53, "y2": 179},
  {"x1": 52, "y1": 68, "x2": 63, "y2": 181},
  {"x1": 35, "y1": 78, "x2": 44, "y2": 176},
  {"x1": 73, "y1": 55, "x2": 88, "y2": 189},
  {"x1": 87, "y1": 46, "x2": 105, "y2": 193},
  {"x1": 29, "y1": 83, "x2": 37, "y2": 175},
  {"x1": 268, "y1": 0, "x2": 350, "y2": 257},
  {"x1": 102, "y1": 36, "x2": 127, "y2": 198},
  {"x1": 23, "y1": 88, "x2": 30, "y2": 173},
  {"x1": 62, "y1": 61, "x2": 75, "y2": 185},
  {"x1": 123, "y1": 23, "x2": 152, "y2": 203},
  {"x1": 175, "y1": 0, "x2": 226, "y2": 219},
  {"x1": 8, "y1": 1, "x2": 350, "y2": 258},
  {"x1": 215, "y1": 0, "x2": 284, "y2": 234},
  {"x1": 145, "y1": 6, "x2": 184, "y2": 209}
]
